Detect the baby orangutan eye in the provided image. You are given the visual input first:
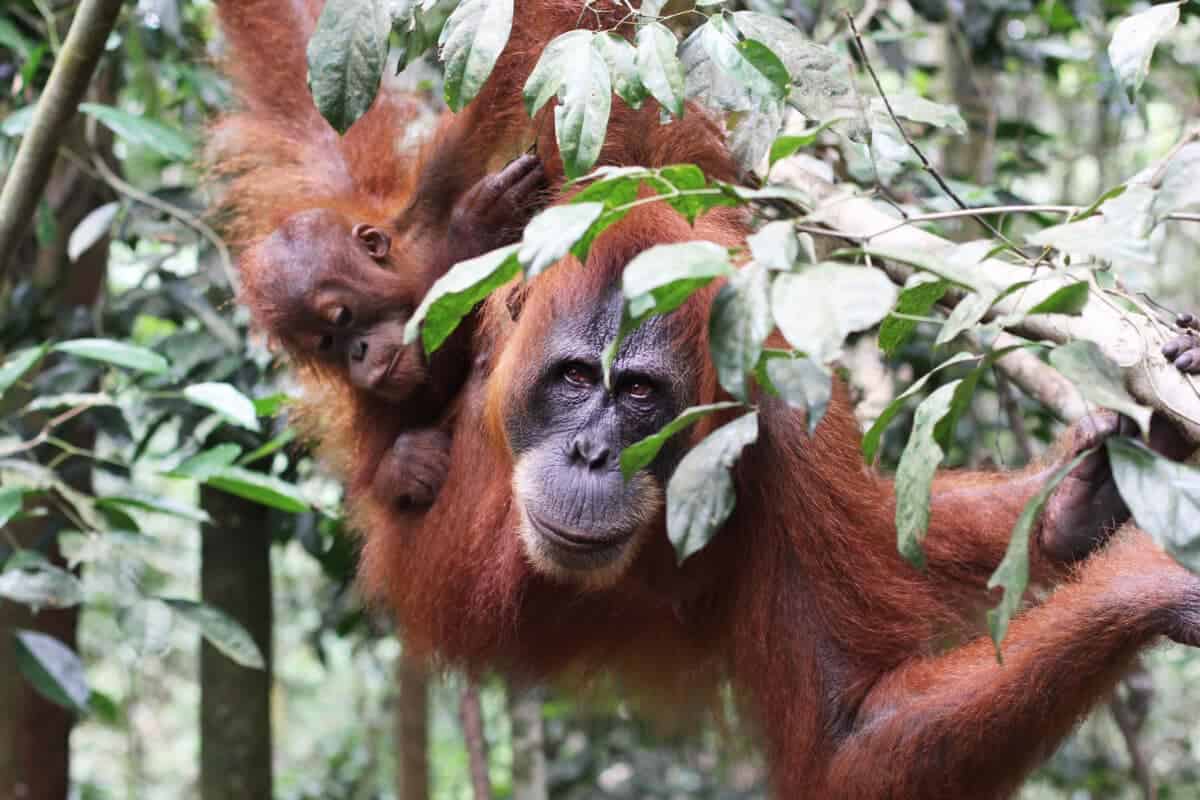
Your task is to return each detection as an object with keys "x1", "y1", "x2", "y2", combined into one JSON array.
[{"x1": 332, "y1": 306, "x2": 353, "y2": 327}]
